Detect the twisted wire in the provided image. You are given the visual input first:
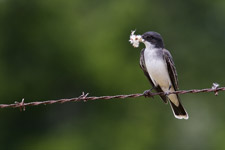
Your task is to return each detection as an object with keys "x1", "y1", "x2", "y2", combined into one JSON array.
[{"x1": 0, "y1": 84, "x2": 224, "y2": 110}]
